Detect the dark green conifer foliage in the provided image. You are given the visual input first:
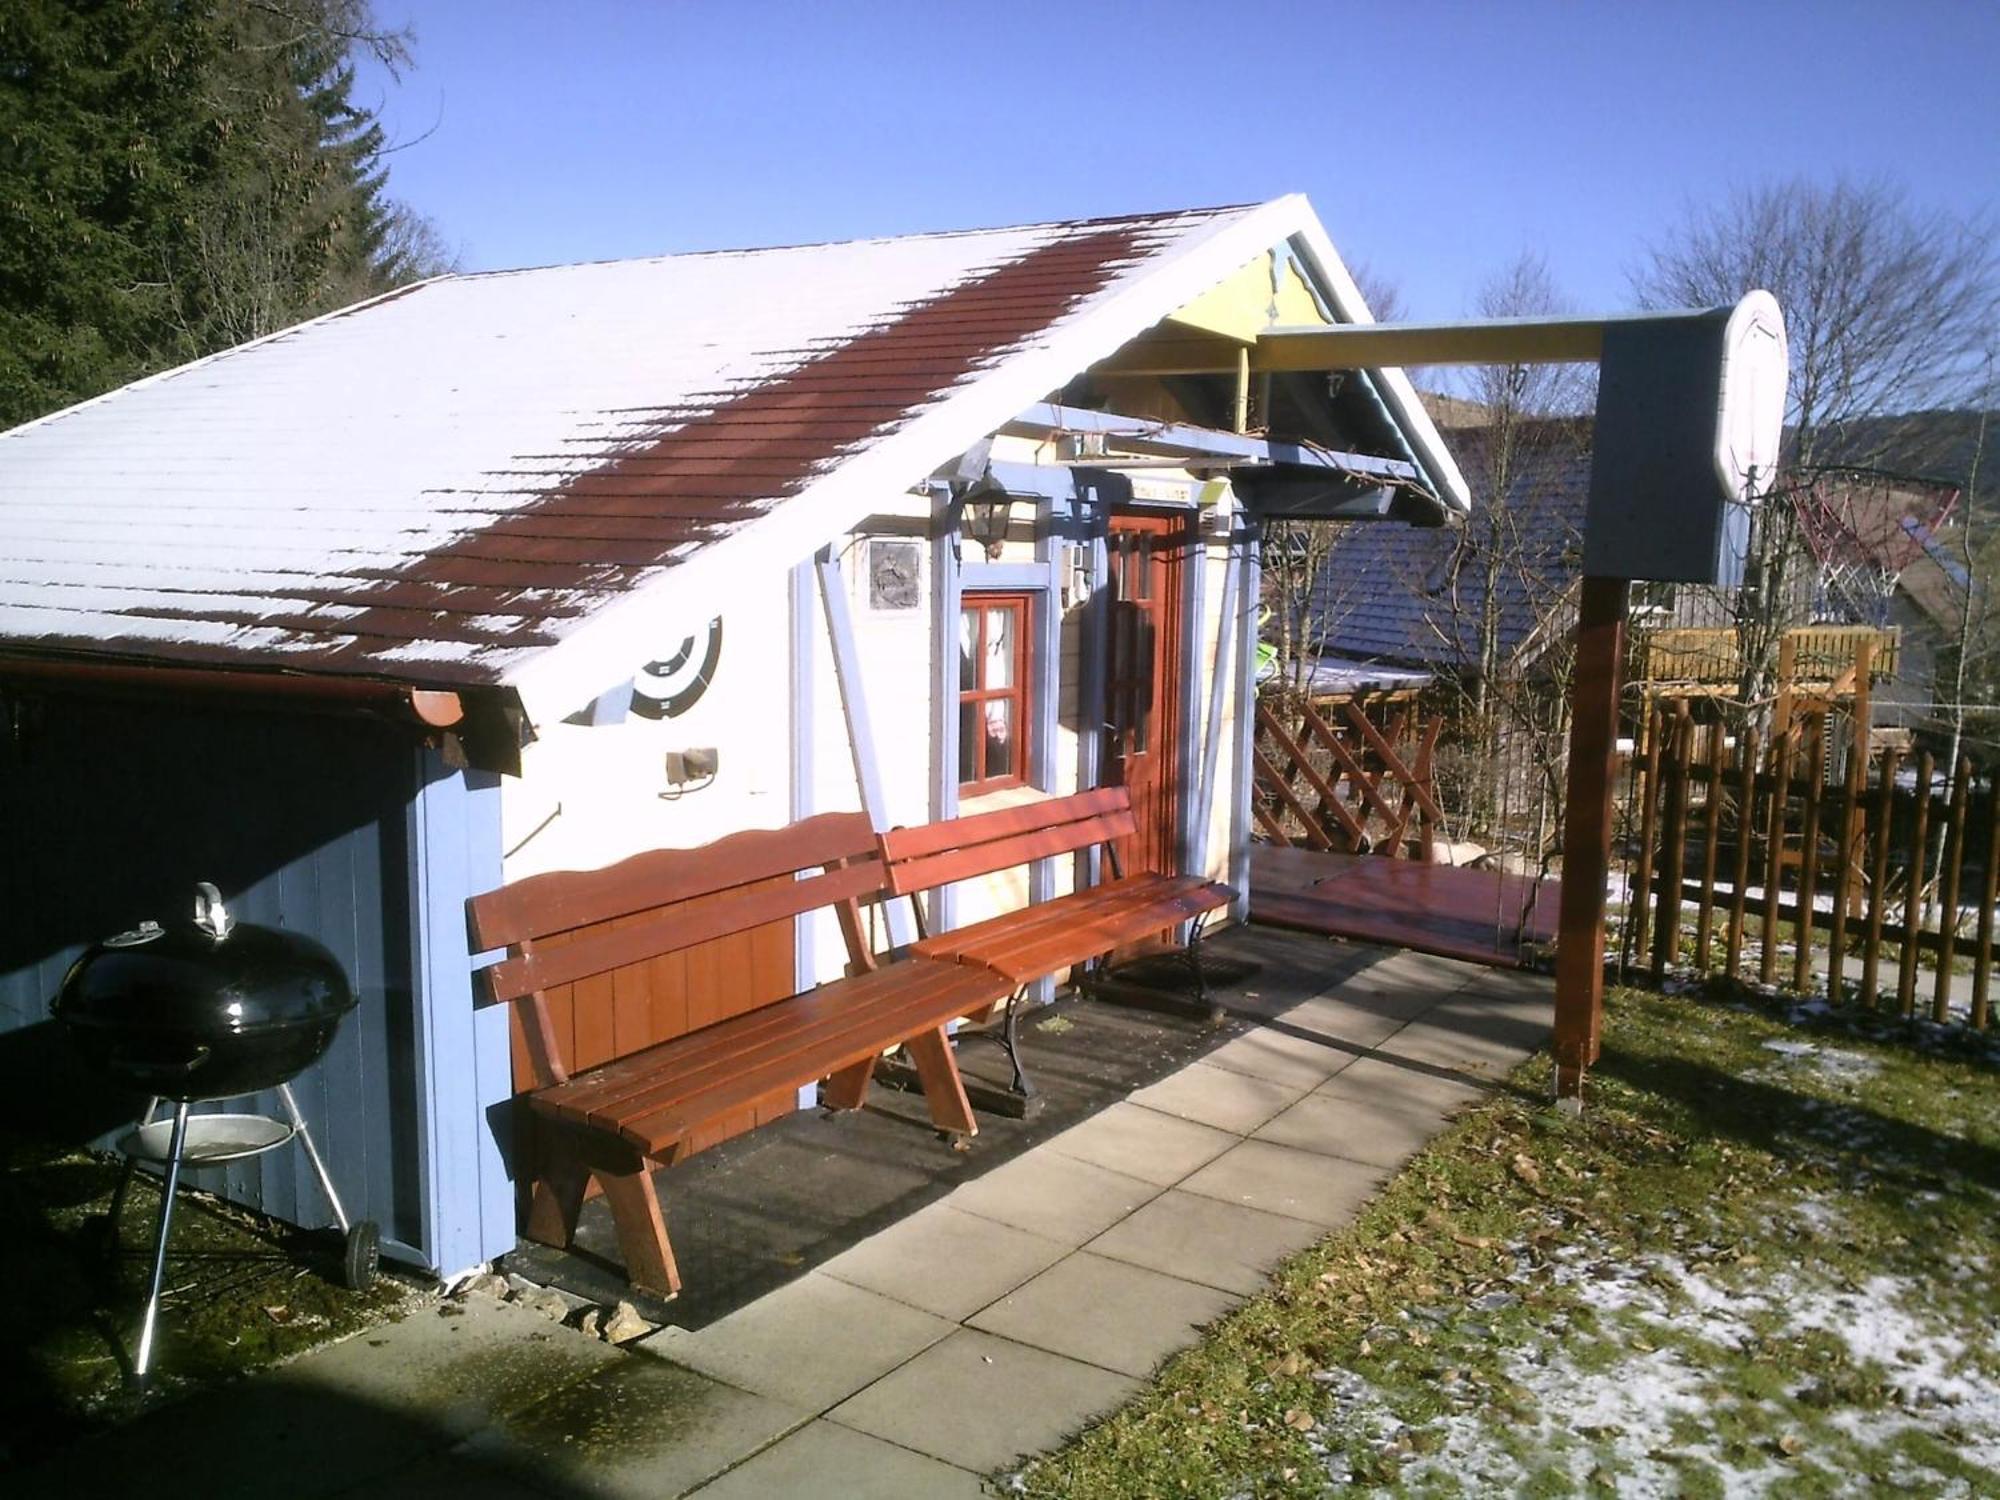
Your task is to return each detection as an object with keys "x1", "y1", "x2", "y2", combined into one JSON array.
[{"x1": 0, "y1": 0, "x2": 441, "y2": 427}]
